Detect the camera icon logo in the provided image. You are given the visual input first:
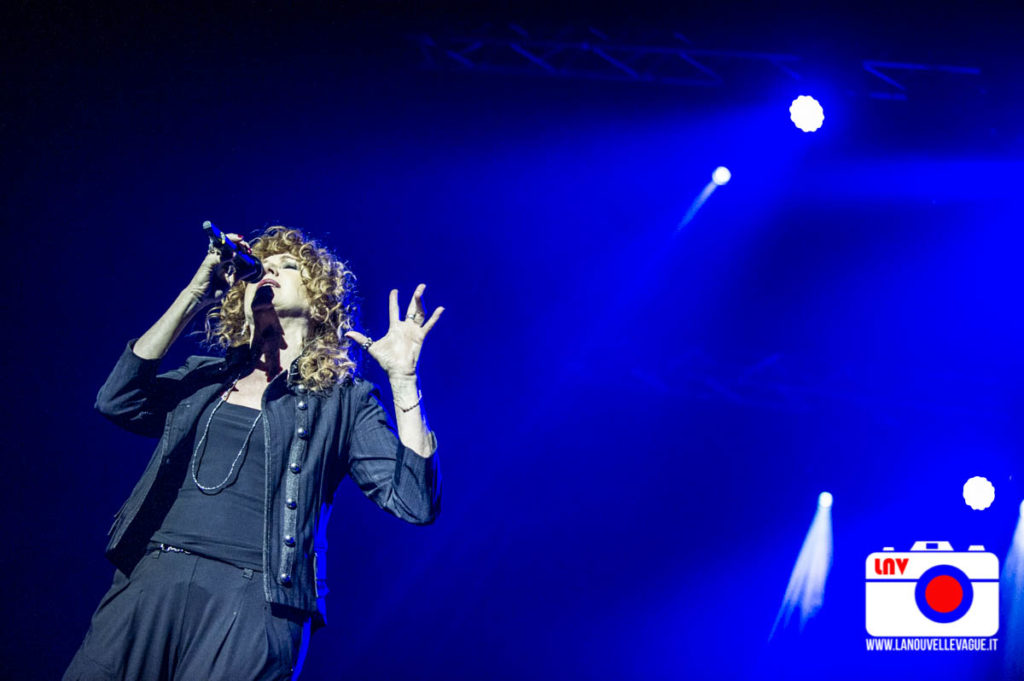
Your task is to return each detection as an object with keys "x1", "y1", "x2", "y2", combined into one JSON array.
[{"x1": 865, "y1": 541, "x2": 999, "y2": 637}]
